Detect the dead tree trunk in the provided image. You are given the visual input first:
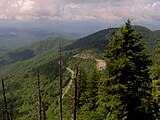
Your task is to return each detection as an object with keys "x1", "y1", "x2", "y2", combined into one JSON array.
[
  {"x1": 59, "y1": 44, "x2": 63, "y2": 120},
  {"x1": 2, "y1": 108, "x2": 5, "y2": 120},
  {"x1": 1, "y1": 78, "x2": 10, "y2": 120},
  {"x1": 37, "y1": 70, "x2": 42, "y2": 120},
  {"x1": 74, "y1": 67, "x2": 78, "y2": 120},
  {"x1": 42, "y1": 102, "x2": 46, "y2": 120}
]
